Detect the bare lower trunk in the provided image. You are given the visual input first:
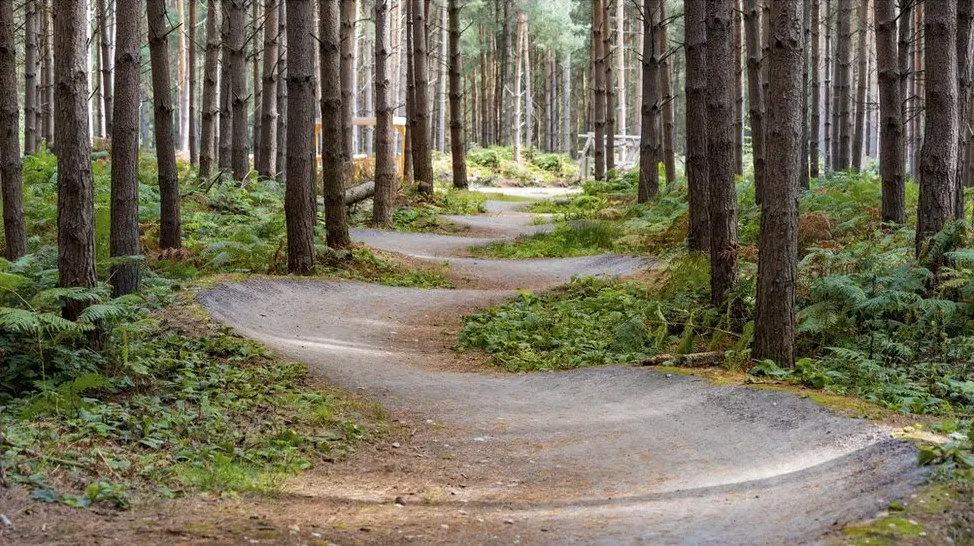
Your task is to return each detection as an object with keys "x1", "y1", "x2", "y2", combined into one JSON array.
[
  {"x1": 875, "y1": 0, "x2": 905, "y2": 223},
  {"x1": 753, "y1": 0, "x2": 804, "y2": 367},
  {"x1": 592, "y1": 0, "x2": 606, "y2": 180},
  {"x1": 603, "y1": 0, "x2": 615, "y2": 173},
  {"x1": 562, "y1": 52, "x2": 571, "y2": 155},
  {"x1": 276, "y1": 0, "x2": 287, "y2": 183},
  {"x1": 373, "y1": 0, "x2": 396, "y2": 226},
  {"x1": 177, "y1": 0, "x2": 189, "y2": 152},
  {"x1": 258, "y1": 0, "x2": 280, "y2": 178},
  {"x1": 229, "y1": 0, "x2": 249, "y2": 179},
  {"x1": 659, "y1": 0, "x2": 675, "y2": 188},
  {"x1": 448, "y1": 0, "x2": 467, "y2": 189},
  {"x1": 0, "y1": 0, "x2": 27, "y2": 259},
  {"x1": 638, "y1": 0, "x2": 660, "y2": 202},
  {"x1": 955, "y1": 0, "x2": 974, "y2": 216},
  {"x1": 188, "y1": 0, "x2": 198, "y2": 165},
  {"x1": 851, "y1": 0, "x2": 869, "y2": 172},
  {"x1": 24, "y1": 0, "x2": 39, "y2": 155},
  {"x1": 251, "y1": 0, "x2": 262, "y2": 171},
  {"x1": 321, "y1": 0, "x2": 351, "y2": 248},
  {"x1": 810, "y1": 0, "x2": 821, "y2": 178},
  {"x1": 411, "y1": 0, "x2": 433, "y2": 195},
  {"x1": 685, "y1": 0, "x2": 710, "y2": 251},
  {"x1": 54, "y1": 0, "x2": 97, "y2": 320},
  {"x1": 148, "y1": 0, "x2": 183, "y2": 250},
  {"x1": 835, "y1": 0, "x2": 853, "y2": 170},
  {"x1": 219, "y1": 8, "x2": 232, "y2": 170},
  {"x1": 744, "y1": 0, "x2": 766, "y2": 202},
  {"x1": 284, "y1": 0, "x2": 316, "y2": 273},
  {"x1": 111, "y1": 0, "x2": 142, "y2": 296},
  {"x1": 200, "y1": 0, "x2": 220, "y2": 178},
  {"x1": 707, "y1": 0, "x2": 740, "y2": 308},
  {"x1": 341, "y1": 0, "x2": 357, "y2": 182},
  {"x1": 916, "y1": 0, "x2": 958, "y2": 258},
  {"x1": 897, "y1": 0, "x2": 911, "y2": 177},
  {"x1": 41, "y1": 0, "x2": 54, "y2": 150},
  {"x1": 513, "y1": 9, "x2": 524, "y2": 163},
  {"x1": 437, "y1": 3, "x2": 448, "y2": 153}
]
